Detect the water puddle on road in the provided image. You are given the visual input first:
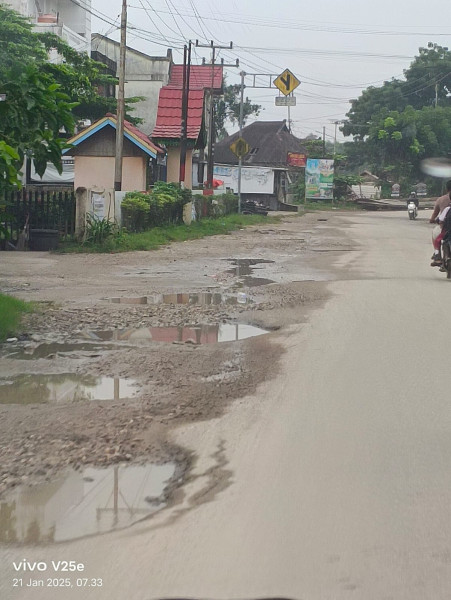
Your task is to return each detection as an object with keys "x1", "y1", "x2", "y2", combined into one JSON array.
[
  {"x1": 108, "y1": 292, "x2": 253, "y2": 306},
  {"x1": 226, "y1": 259, "x2": 275, "y2": 287},
  {"x1": 4, "y1": 342, "x2": 118, "y2": 360},
  {"x1": 0, "y1": 374, "x2": 139, "y2": 405},
  {"x1": 85, "y1": 323, "x2": 268, "y2": 345},
  {"x1": 0, "y1": 463, "x2": 175, "y2": 544}
]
